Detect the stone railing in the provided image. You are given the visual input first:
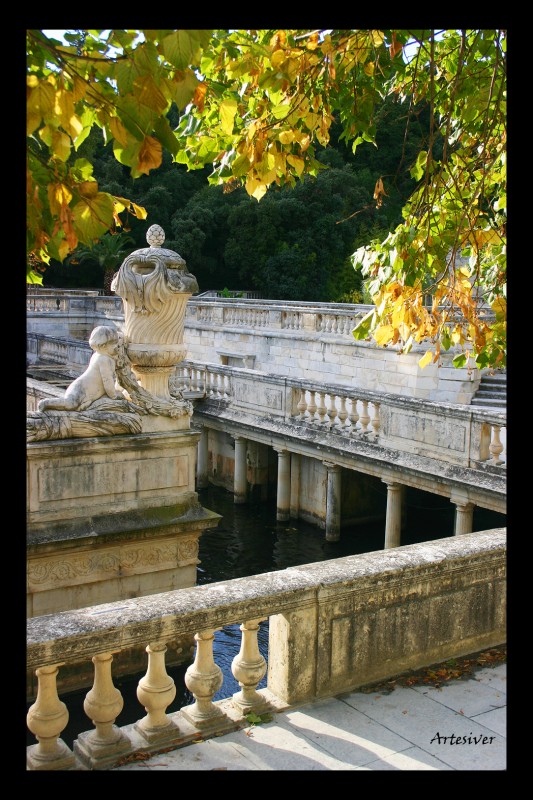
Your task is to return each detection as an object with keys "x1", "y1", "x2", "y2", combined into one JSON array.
[
  {"x1": 175, "y1": 362, "x2": 507, "y2": 469},
  {"x1": 27, "y1": 292, "x2": 503, "y2": 405},
  {"x1": 27, "y1": 529, "x2": 506, "y2": 771},
  {"x1": 187, "y1": 296, "x2": 371, "y2": 334},
  {"x1": 26, "y1": 294, "x2": 123, "y2": 315}
]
